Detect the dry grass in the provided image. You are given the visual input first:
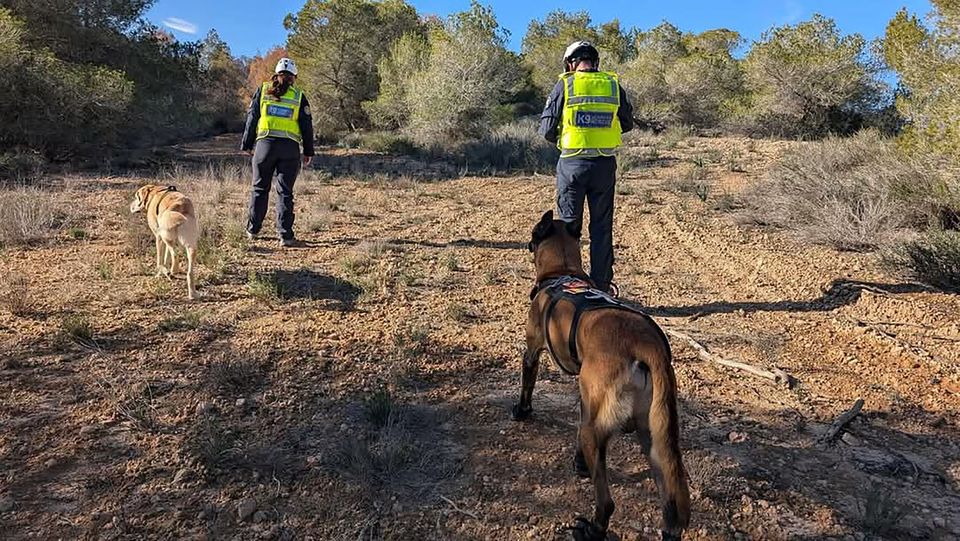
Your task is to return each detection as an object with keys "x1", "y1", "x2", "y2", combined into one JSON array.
[
  {"x1": 328, "y1": 399, "x2": 461, "y2": 505},
  {"x1": 743, "y1": 130, "x2": 935, "y2": 251},
  {"x1": 204, "y1": 352, "x2": 267, "y2": 396},
  {"x1": 889, "y1": 231, "x2": 960, "y2": 291},
  {"x1": 0, "y1": 273, "x2": 33, "y2": 316},
  {"x1": 0, "y1": 185, "x2": 69, "y2": 247}
]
